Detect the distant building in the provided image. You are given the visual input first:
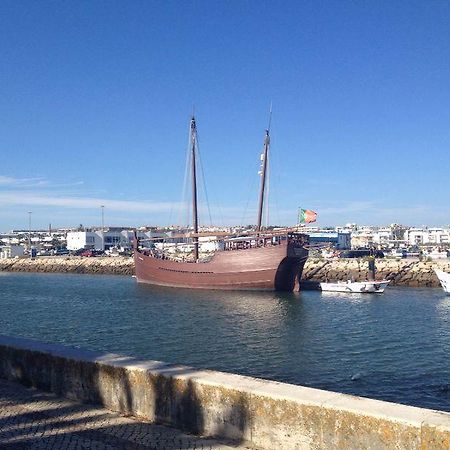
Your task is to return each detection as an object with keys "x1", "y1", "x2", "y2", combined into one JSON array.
[
  {"x1": 404, "y1": 228, "x2": 450, "y2": 246},
  {"x1": 0, "y1": 245, "x2": 24, "y2": 259},
  {"x1": 67, "y1": 229, "x2": 135, "y2": 251},
  {"x1": 308, "y1": 231, "x2": 351, "y2": 249},
  {"x1": 66, "y1": 228, "x2": 170, "y2": 251}
]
